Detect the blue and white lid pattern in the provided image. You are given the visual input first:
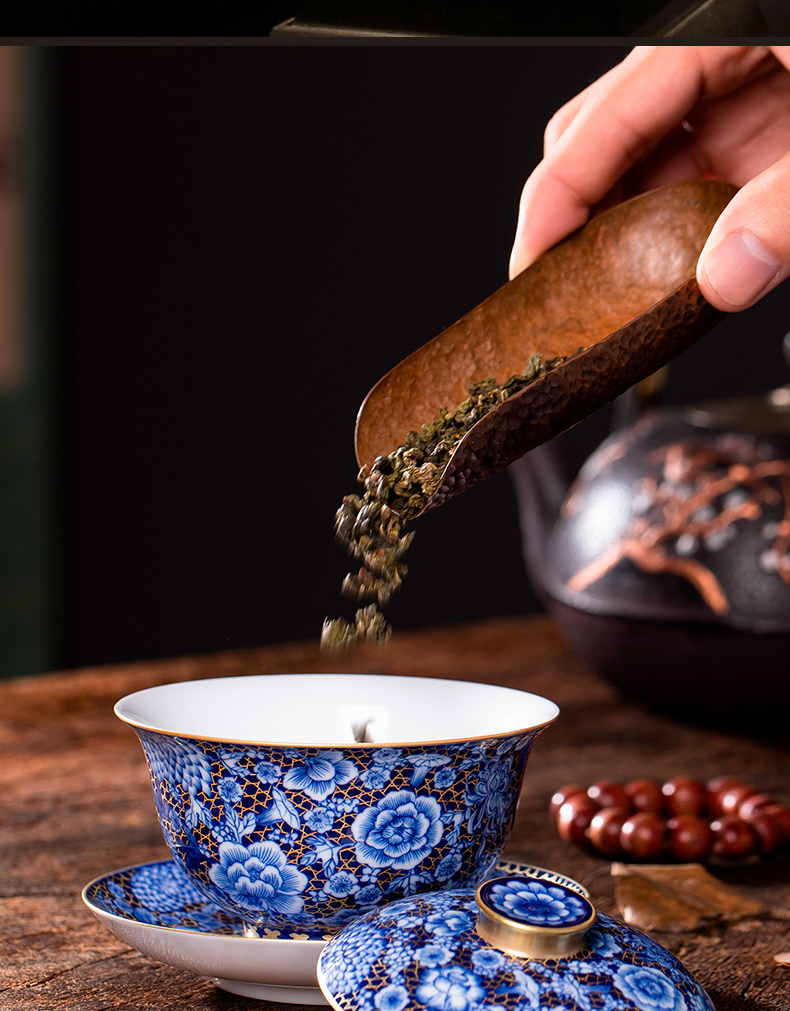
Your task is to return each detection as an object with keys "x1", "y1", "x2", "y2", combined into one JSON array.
[
  {"x1": 474, "y1": 874, "x2": 597, "y2": 959},
  {"x1": 478, "y1": 875, "x2": 594, "y2": 929},
  {"x1": 317, "y1": 869, "x2": 716, "y2": 1011}
]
